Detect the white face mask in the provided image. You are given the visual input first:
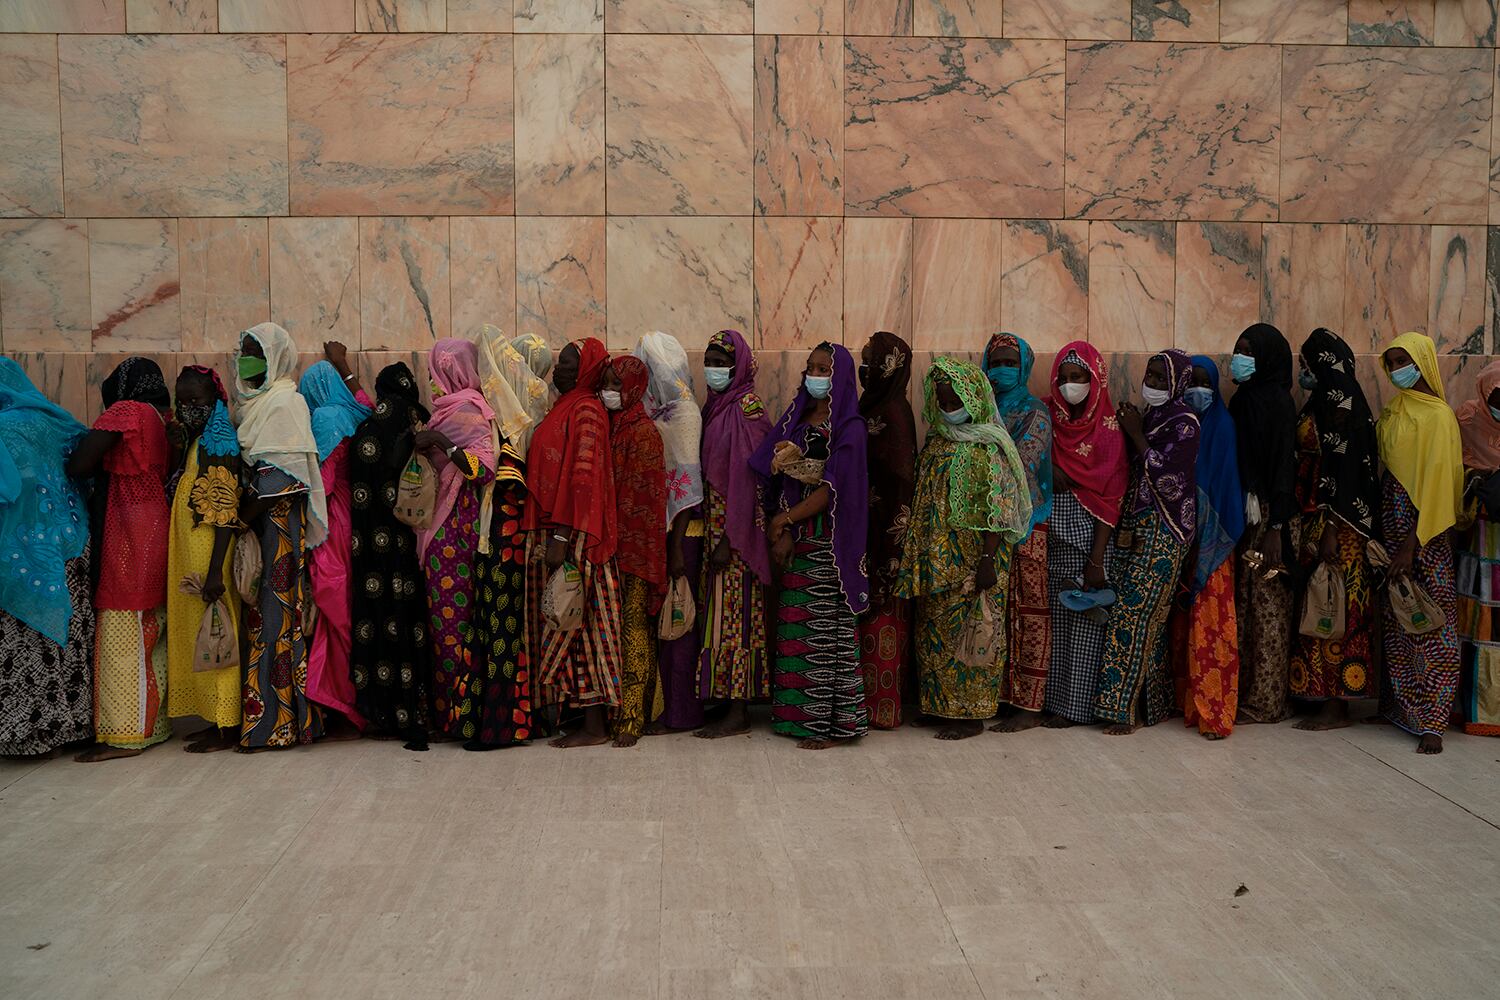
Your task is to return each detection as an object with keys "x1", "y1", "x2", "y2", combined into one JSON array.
[
  {"x1": 1057, "y1": 381, "x2": 1089, "y2": 406},
  {"x1": 600, "y1": 390, "x2": 622, "y2": 411},
  {"x1": 1141, "y1": 385, "x2": 1171, "y2": 408}
]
